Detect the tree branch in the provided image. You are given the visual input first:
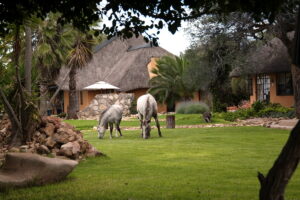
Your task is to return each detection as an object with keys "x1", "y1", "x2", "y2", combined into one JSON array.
[{"x1": 0, "y1": 88, "x2": 22, "y2": 132}]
